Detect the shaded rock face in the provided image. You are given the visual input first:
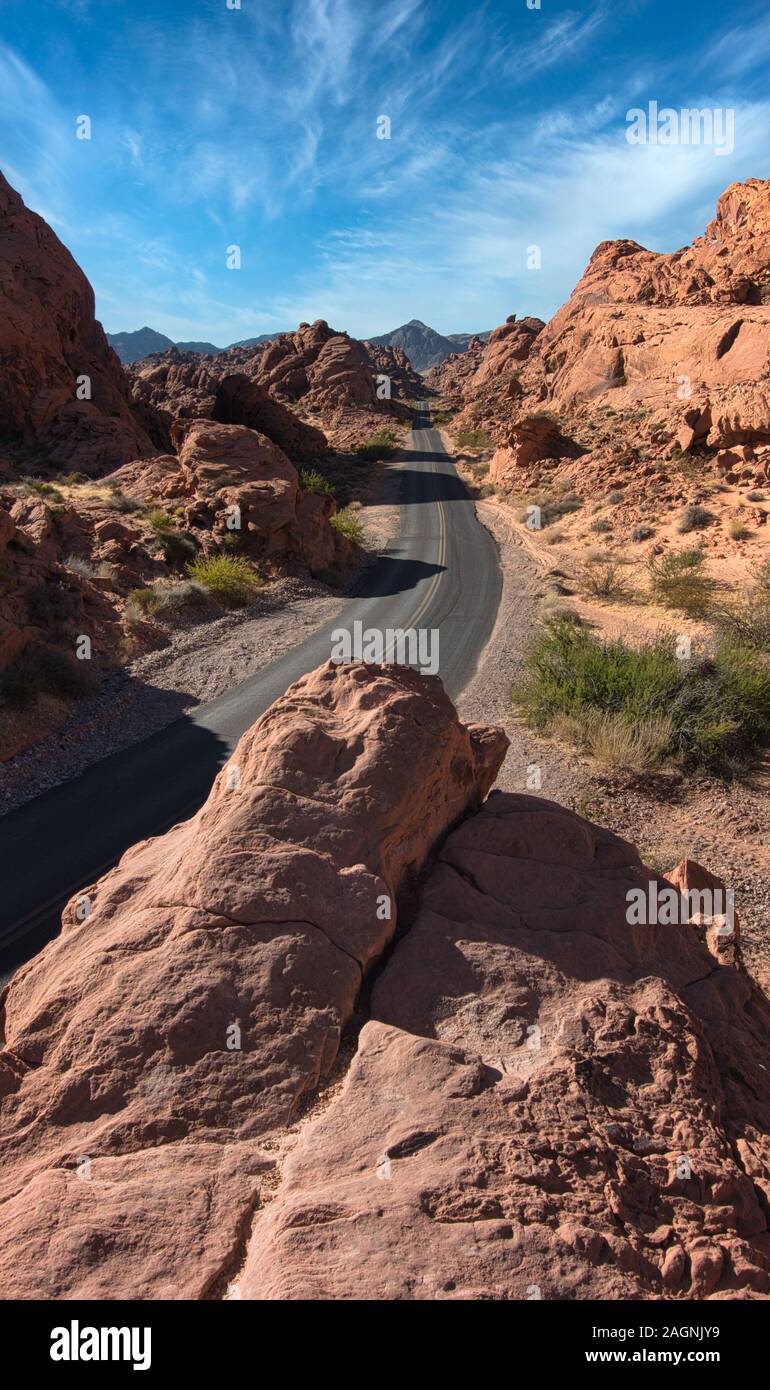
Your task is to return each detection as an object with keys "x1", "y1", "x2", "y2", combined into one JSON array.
[
  {"x1": 128, "y1": 322, "x2": 412, "y2": 451},
  {"x1": 243, "y1": 793, "x2": 770, "y2": 1301},
  {"x1": 0, "y1": 663, "x2": 507, "y2": 1299},
  {"x1": 488, "y1": 414, "x2": 583, "y2": 488},
  {"x1": 0, "y1": 171, "x2": 161, "y2": 473},
  {"x1": 127, "y1": 350, "x2": 328, "y2": 460},
  {"x1": 0, "y1": 495, "x2": 122, "y2": 690}
]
